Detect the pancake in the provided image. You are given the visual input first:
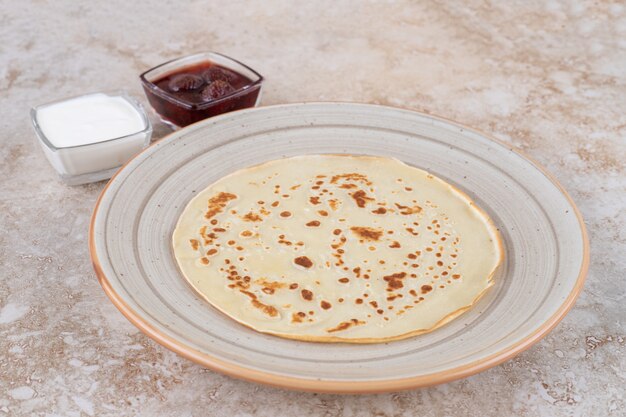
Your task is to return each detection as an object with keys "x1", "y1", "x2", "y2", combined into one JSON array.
[{"x1": 173, "y1": 155, "x2": 503, "y2": 343}]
